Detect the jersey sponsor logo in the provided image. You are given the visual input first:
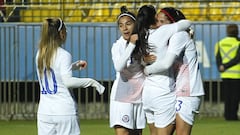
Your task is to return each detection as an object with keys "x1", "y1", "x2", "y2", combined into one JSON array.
[
  {"x1": 40, "y1": 68, "x2": 58, "y2": 94},
  {"x1": 122, "y1": 115, "x2": 130, "y2": 123}
]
